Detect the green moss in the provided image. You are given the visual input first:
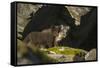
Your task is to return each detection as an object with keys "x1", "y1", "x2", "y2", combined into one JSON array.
[{"x1": 46, "y1": 46, "x2": 86, "y2": 55}]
